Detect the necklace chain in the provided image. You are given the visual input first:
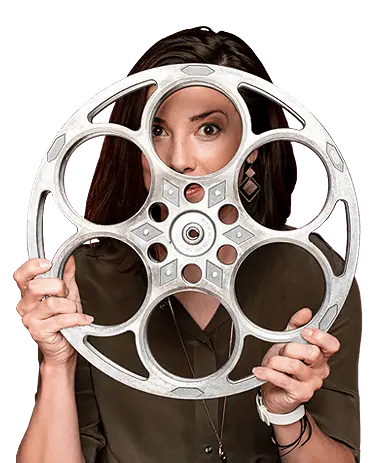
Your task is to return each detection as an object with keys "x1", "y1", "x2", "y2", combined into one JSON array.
[{"x1": 166, "y1": 296, "x2": 233, "y2": 461}]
